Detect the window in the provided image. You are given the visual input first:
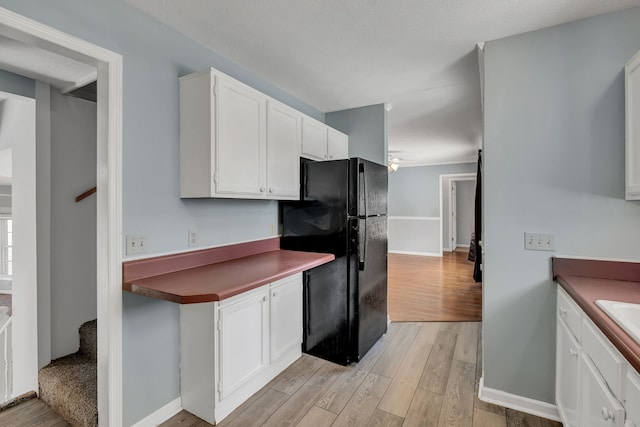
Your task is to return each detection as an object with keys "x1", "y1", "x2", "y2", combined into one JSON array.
[{"x1": 0, "y1": 217, "x2": 12, "y2": 279}]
